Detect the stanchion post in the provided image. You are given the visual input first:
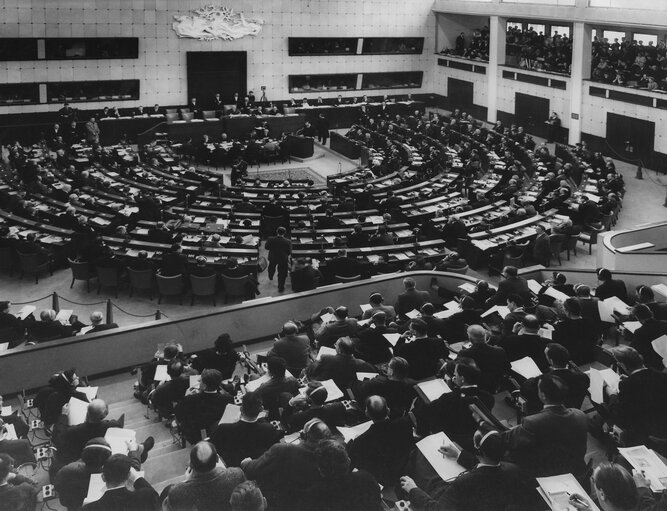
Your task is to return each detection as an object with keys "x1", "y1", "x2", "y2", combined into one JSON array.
[
  {"x1": 106, "y1": 299, "x2": 113, "y2": 325},
  {"x1": 155, "y1": 310, "x2": 161, "y2": 320},
  {"x1": 52, "y1": 292, "x2": 59, "y2": 313}
]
